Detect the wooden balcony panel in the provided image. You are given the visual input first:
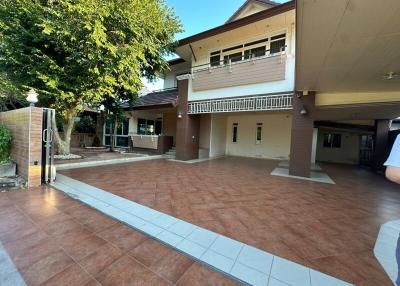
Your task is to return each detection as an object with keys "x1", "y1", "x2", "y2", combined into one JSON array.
[{"x1": 192, "y1": 55, "x2": 286, "y2": 92}]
